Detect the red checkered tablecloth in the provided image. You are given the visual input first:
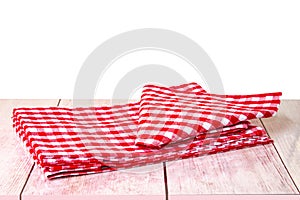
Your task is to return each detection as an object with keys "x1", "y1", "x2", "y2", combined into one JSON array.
[{"x1": 13, "y1": 83, "x2": 281, "y2": 179}]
